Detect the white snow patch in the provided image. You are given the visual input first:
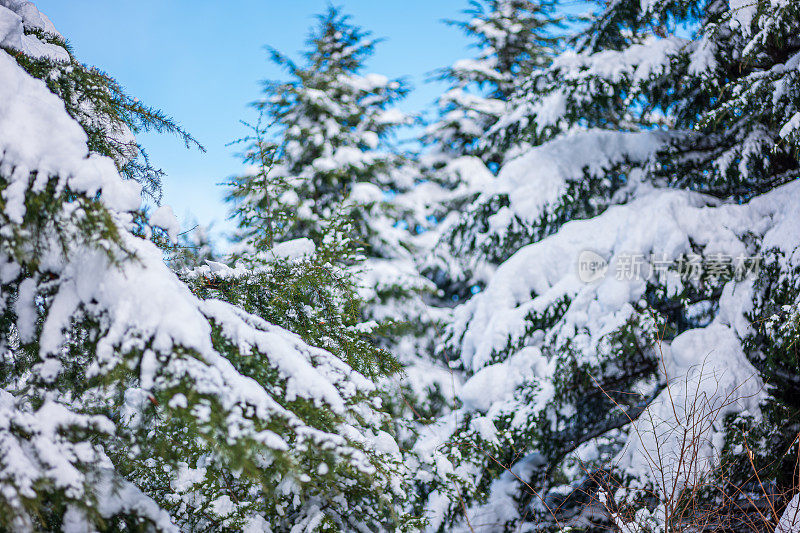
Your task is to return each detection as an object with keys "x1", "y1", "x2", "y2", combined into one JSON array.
[{"x1": 150, "y1": 205, "x2": 180, "y2": 242}]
